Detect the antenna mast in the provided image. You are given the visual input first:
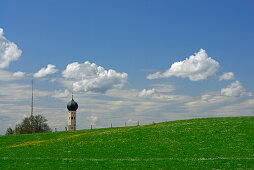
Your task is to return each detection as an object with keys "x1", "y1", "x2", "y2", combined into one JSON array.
[{"x1": 31, "y1": 79, "x2": 34, "y2": 116}]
